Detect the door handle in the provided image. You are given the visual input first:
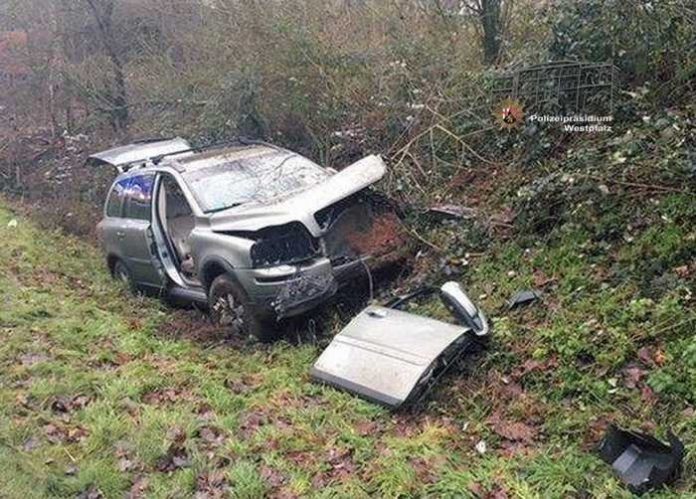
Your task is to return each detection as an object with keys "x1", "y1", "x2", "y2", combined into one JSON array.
[{"x1": 116, "y1": 231, "x2": 126, "y2": 239}]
